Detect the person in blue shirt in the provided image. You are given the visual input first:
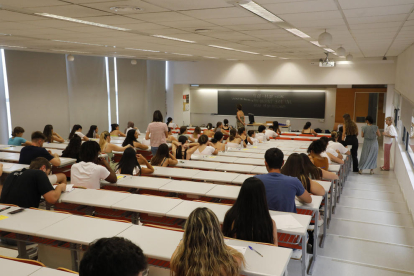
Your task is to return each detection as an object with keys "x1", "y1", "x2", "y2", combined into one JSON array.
[
  {"x1": 8, "y1": 127, "x2": 32, "y2": 146},
  {"x1": 255, "y1": 148, "x2": 312, "y2": 213}
]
